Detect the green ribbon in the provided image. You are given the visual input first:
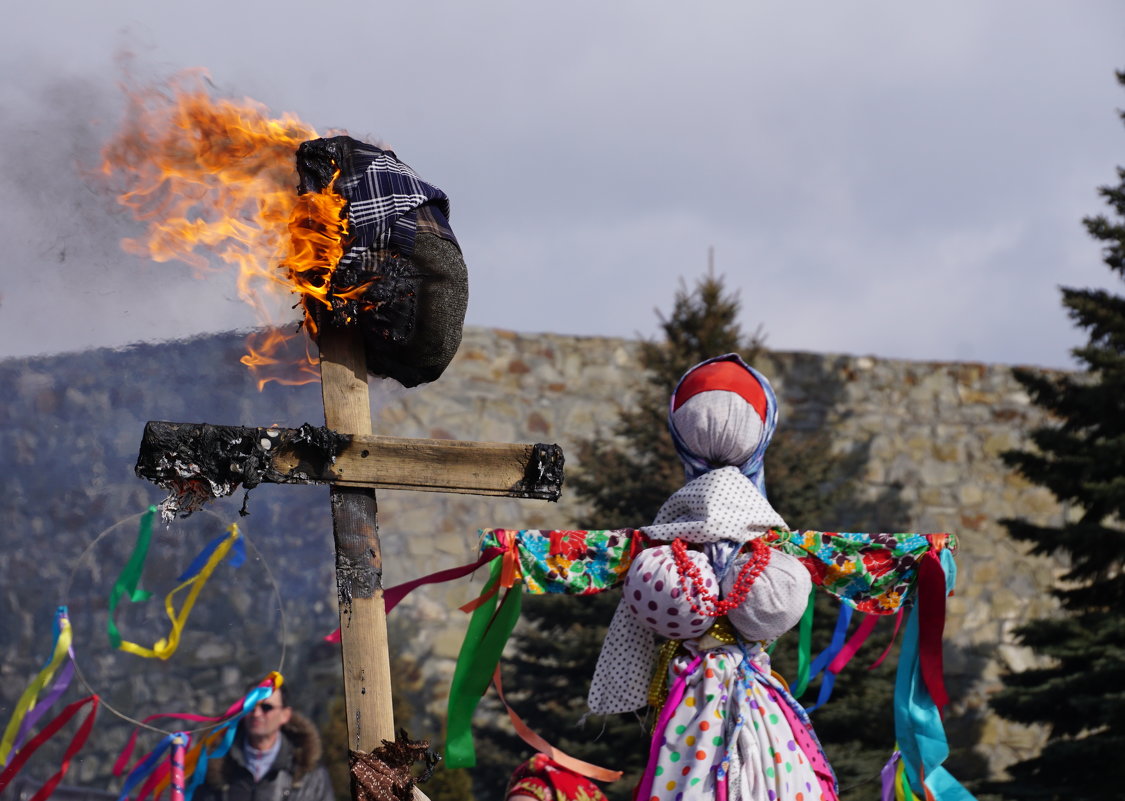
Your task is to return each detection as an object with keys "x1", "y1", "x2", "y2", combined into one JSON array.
[
  {"x1": 106, "y1": 507, "x2": 157, "y2": 648},
  {"x1": 444, "y1": 559, "x2": 523, "y2": 768},
  {"x1": 791, "y1": 584, "x2": 817, "y2": 698}
]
